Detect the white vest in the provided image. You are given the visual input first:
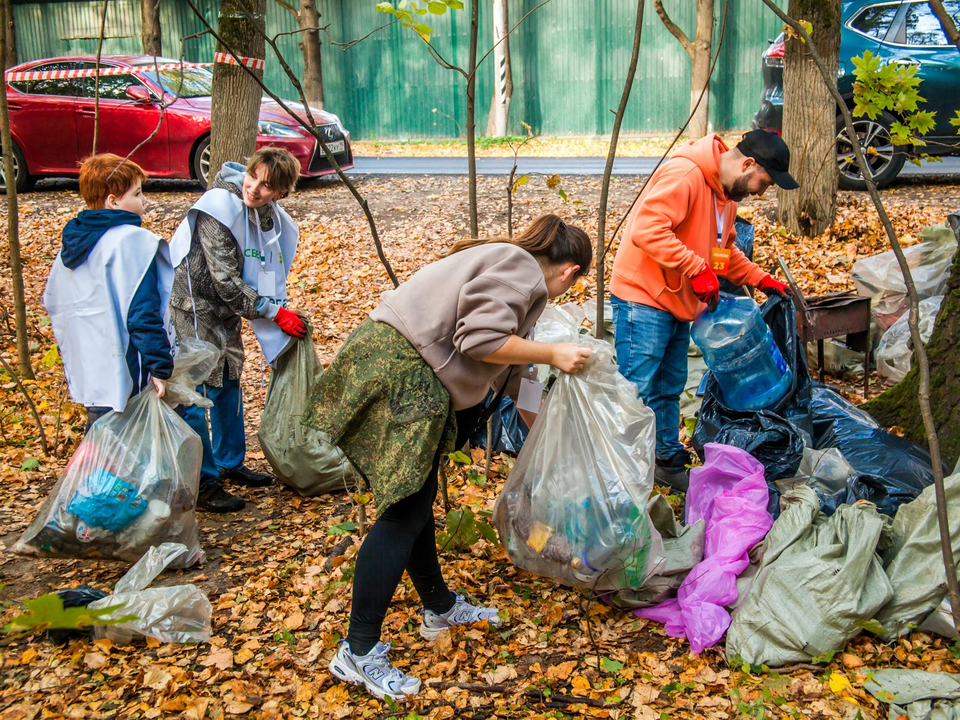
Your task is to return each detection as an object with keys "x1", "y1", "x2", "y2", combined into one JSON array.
[
  {"x1": 171, "y1": 188, "x2": 299, "y2": 366},
  {"x1": 43, "y1": 224, "x2": 188, "y2": 411}
]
